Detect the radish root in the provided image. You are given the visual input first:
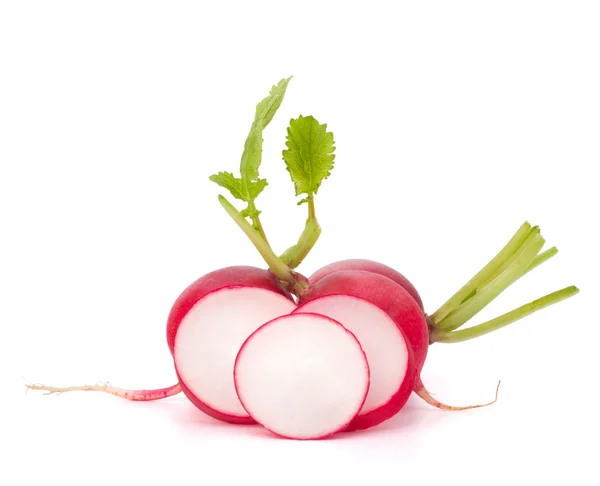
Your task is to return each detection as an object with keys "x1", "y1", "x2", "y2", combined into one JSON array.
[
  {"x1": 414, "y1": 380, "x2": 501, "y2": 411},
  {"x1": 25, "y1": 381, "x2": 181, "y2": 401}
]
